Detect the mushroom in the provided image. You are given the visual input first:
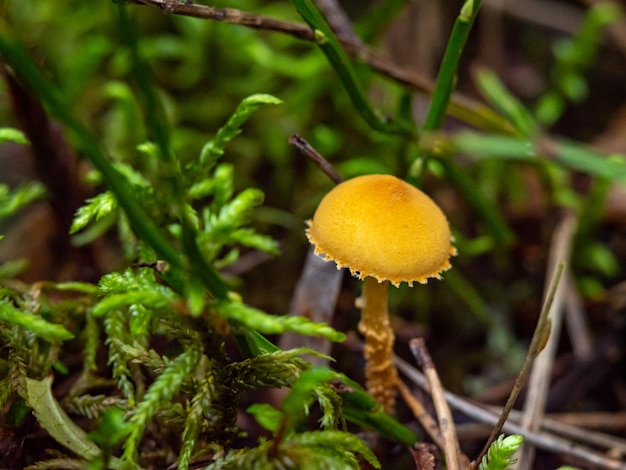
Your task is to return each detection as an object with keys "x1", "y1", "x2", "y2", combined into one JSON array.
[{"x1": 306, "y1": 174, "x2": 455, "y2": 413}]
